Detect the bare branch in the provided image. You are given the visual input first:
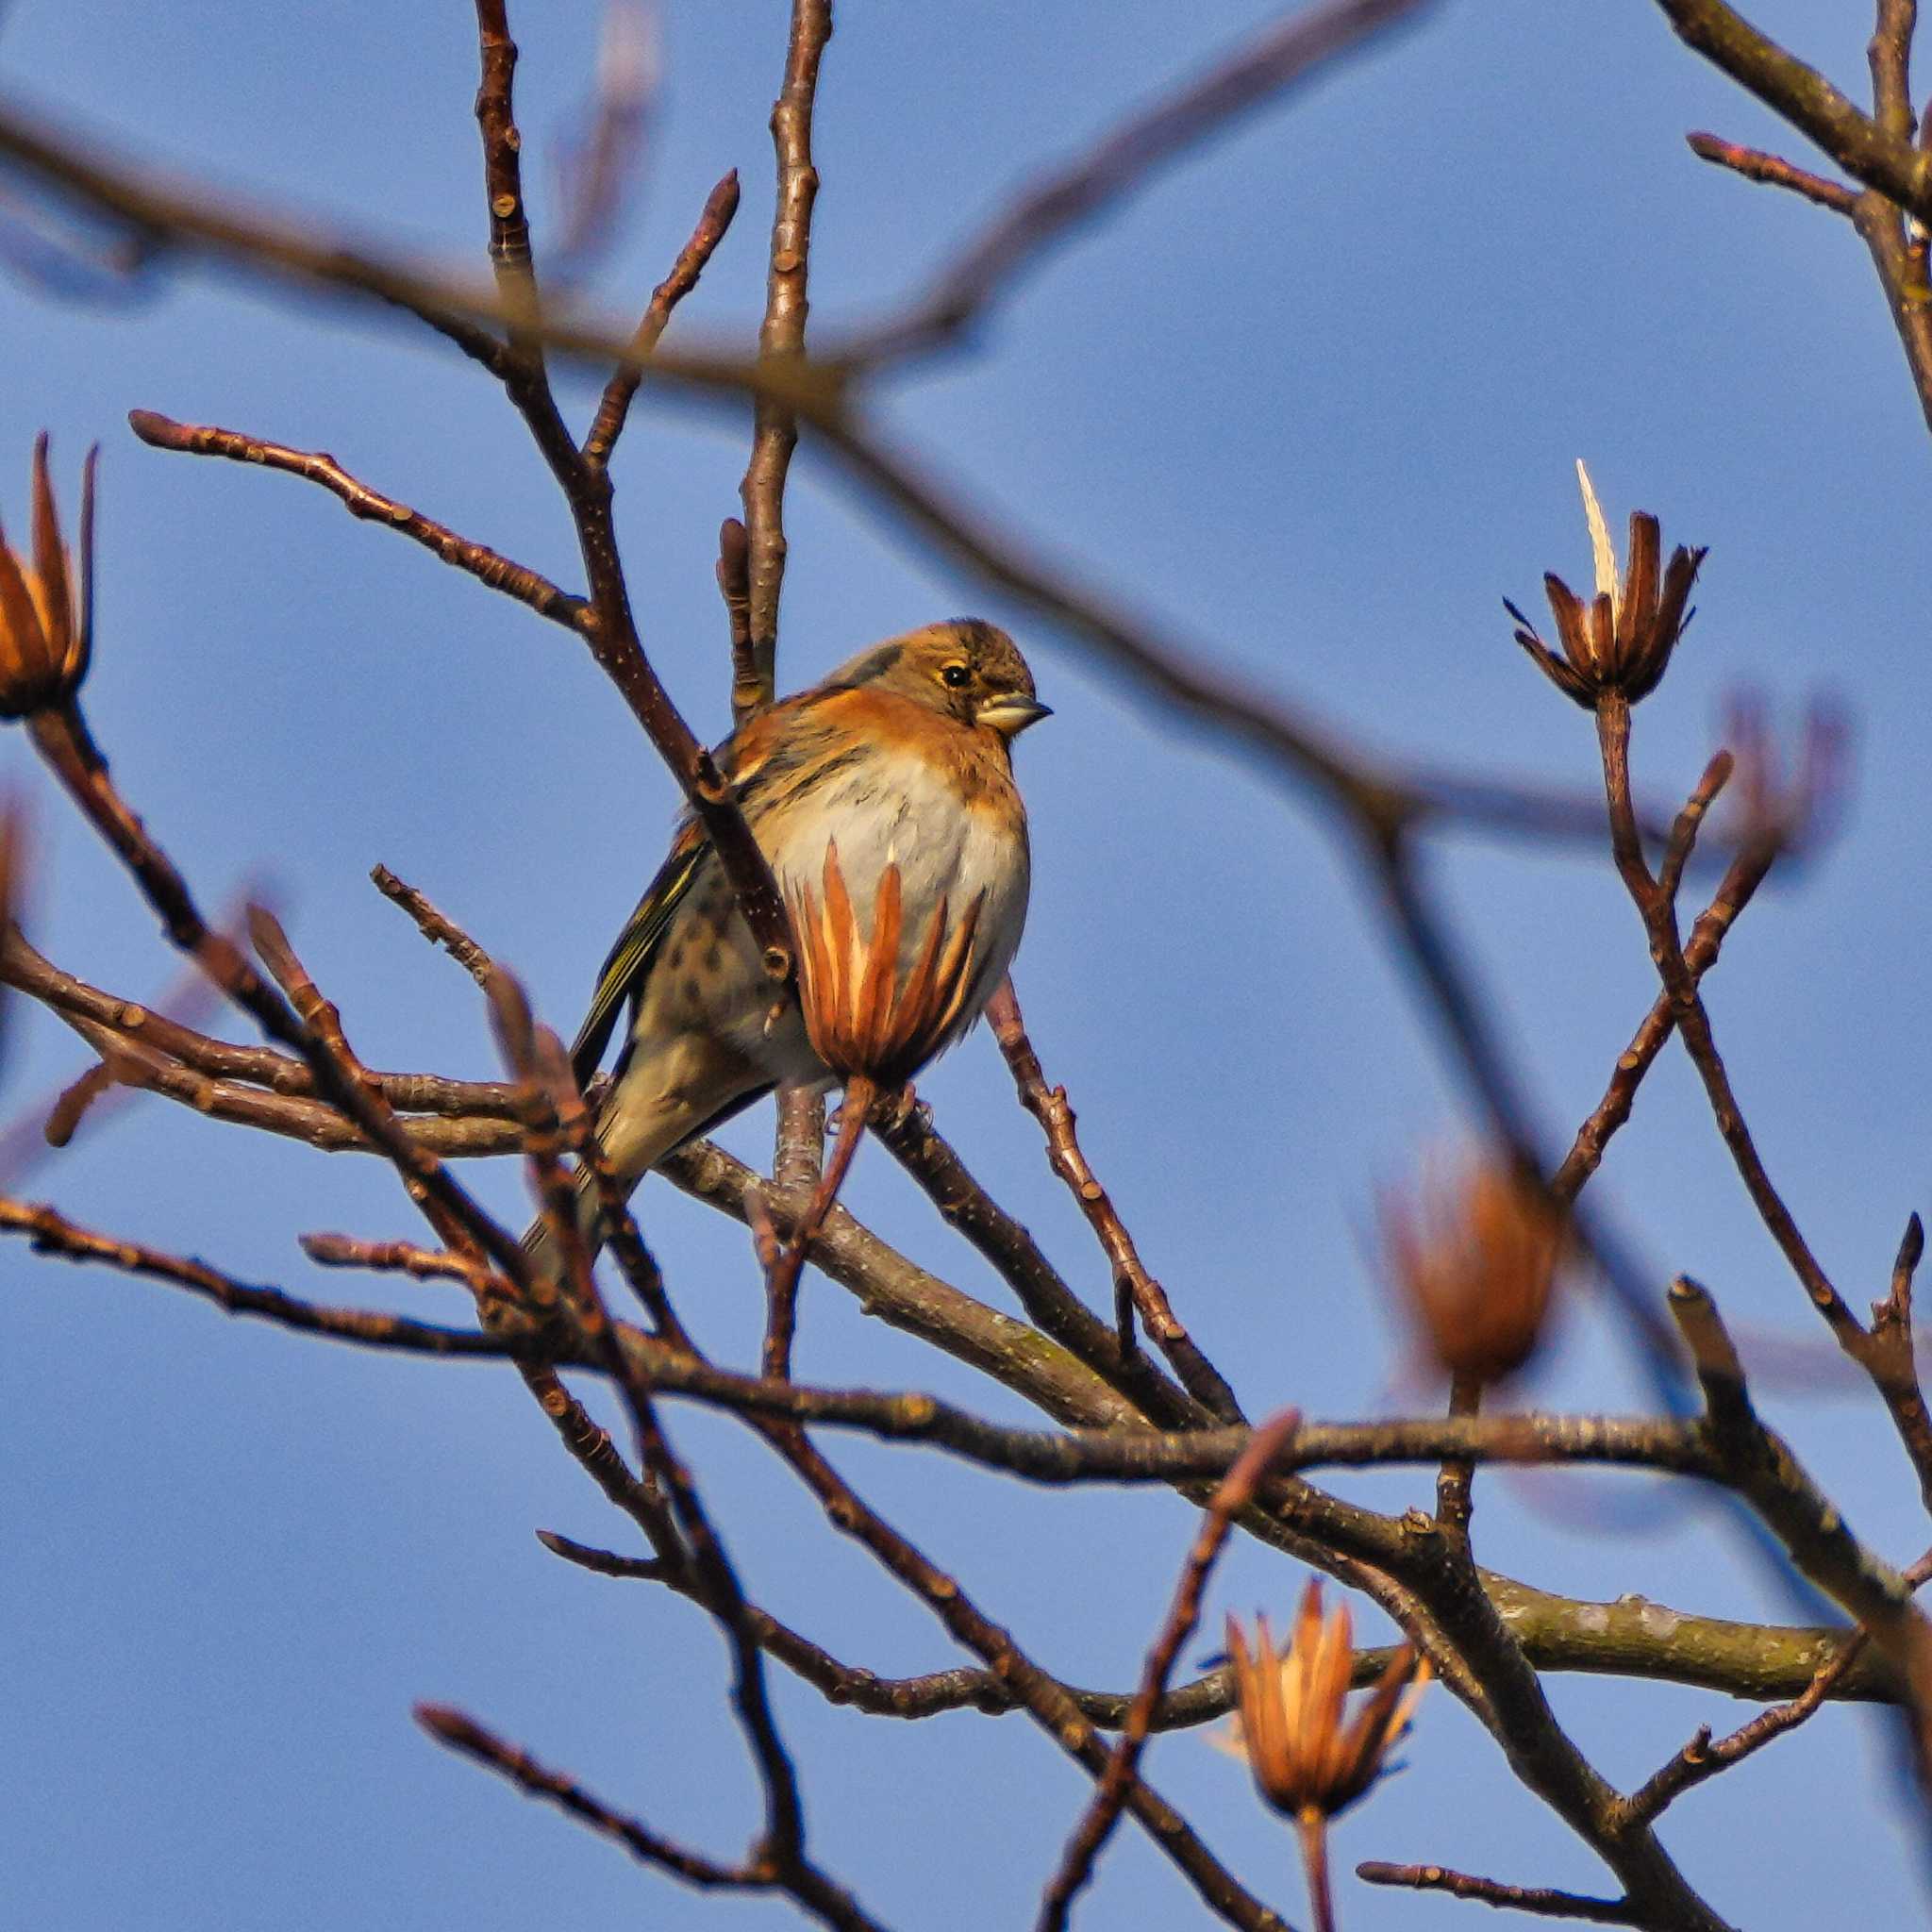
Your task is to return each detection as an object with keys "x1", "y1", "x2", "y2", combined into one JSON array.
[
  {"x1": 1, "y1": 927, "x2": 522, "y2": 1121},
  {"x1": 1686, "y1": 131, "x2": 1858, "y2": 213},
  {"x1": 737, "y1": 0, "x2": 834, "y2": 714},
  {"x1": 763, "y1": 1424, "x2": 1293, "y2": 1932},
  {"x1": 852, "y1": 0, "x2": 1436, "y2": 361},
  {"x1": 1671, "y1": 1277, "x2": 1927, "y2": 1668},
  {"x1": 866, "y1": 1084, "x2": 1204, "y2": 1429},
  {"x1": 1357, "y1": 1862, "x2": 1637, "y2": 1924},
  {"x1": 987, "y1": 980, "x2": 1243, "y2": 1421},
  {"x1": 415, "y1": 1706, "x2": 887, "y2": 1931},
  {"x1": 370, "y1": 865, "x2": 498, "y2": 989},
  {"x1": 1655, "y1": 0, "x2": 1932, "y2": 221},
  {"x1": 1038, "y1": 1410, "x2": 1302, "y2": 1931},
  {"x1": 1, "y1": 1194, "x2": 516, "y2": 1357},
  {"x1": 125, "y1": 410, "x2": 582, "y2": 626},
  {"x1": 583, "y1": 168, "x2": 741, "y2": 469}
]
